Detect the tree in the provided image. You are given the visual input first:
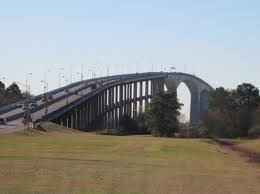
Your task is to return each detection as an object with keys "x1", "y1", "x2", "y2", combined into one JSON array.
[
  {"x1": 236, "y1": 83, "x2": 259, "y2": 110},
  {"x1": 145, "y1": 92, "x2": 182, "y2": 137},
  {"x1": 4, "y1": 83, "x2": 23, "y2": 104},
  {"x1": 5, "y1": 83, "x2": 22, "y2": 97},
  {"x1": 235, "y1": 83, "x2": 259, "y2": 135},
  {"x1": 0, "y1": 81, "x2": 5, "y2": 92},
  {"x1": 202, "y1": 83, "x2": 260, "y2": 138},
  {"x1": 0, "y1": 81, "x2": 5, "y2": 106}
]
